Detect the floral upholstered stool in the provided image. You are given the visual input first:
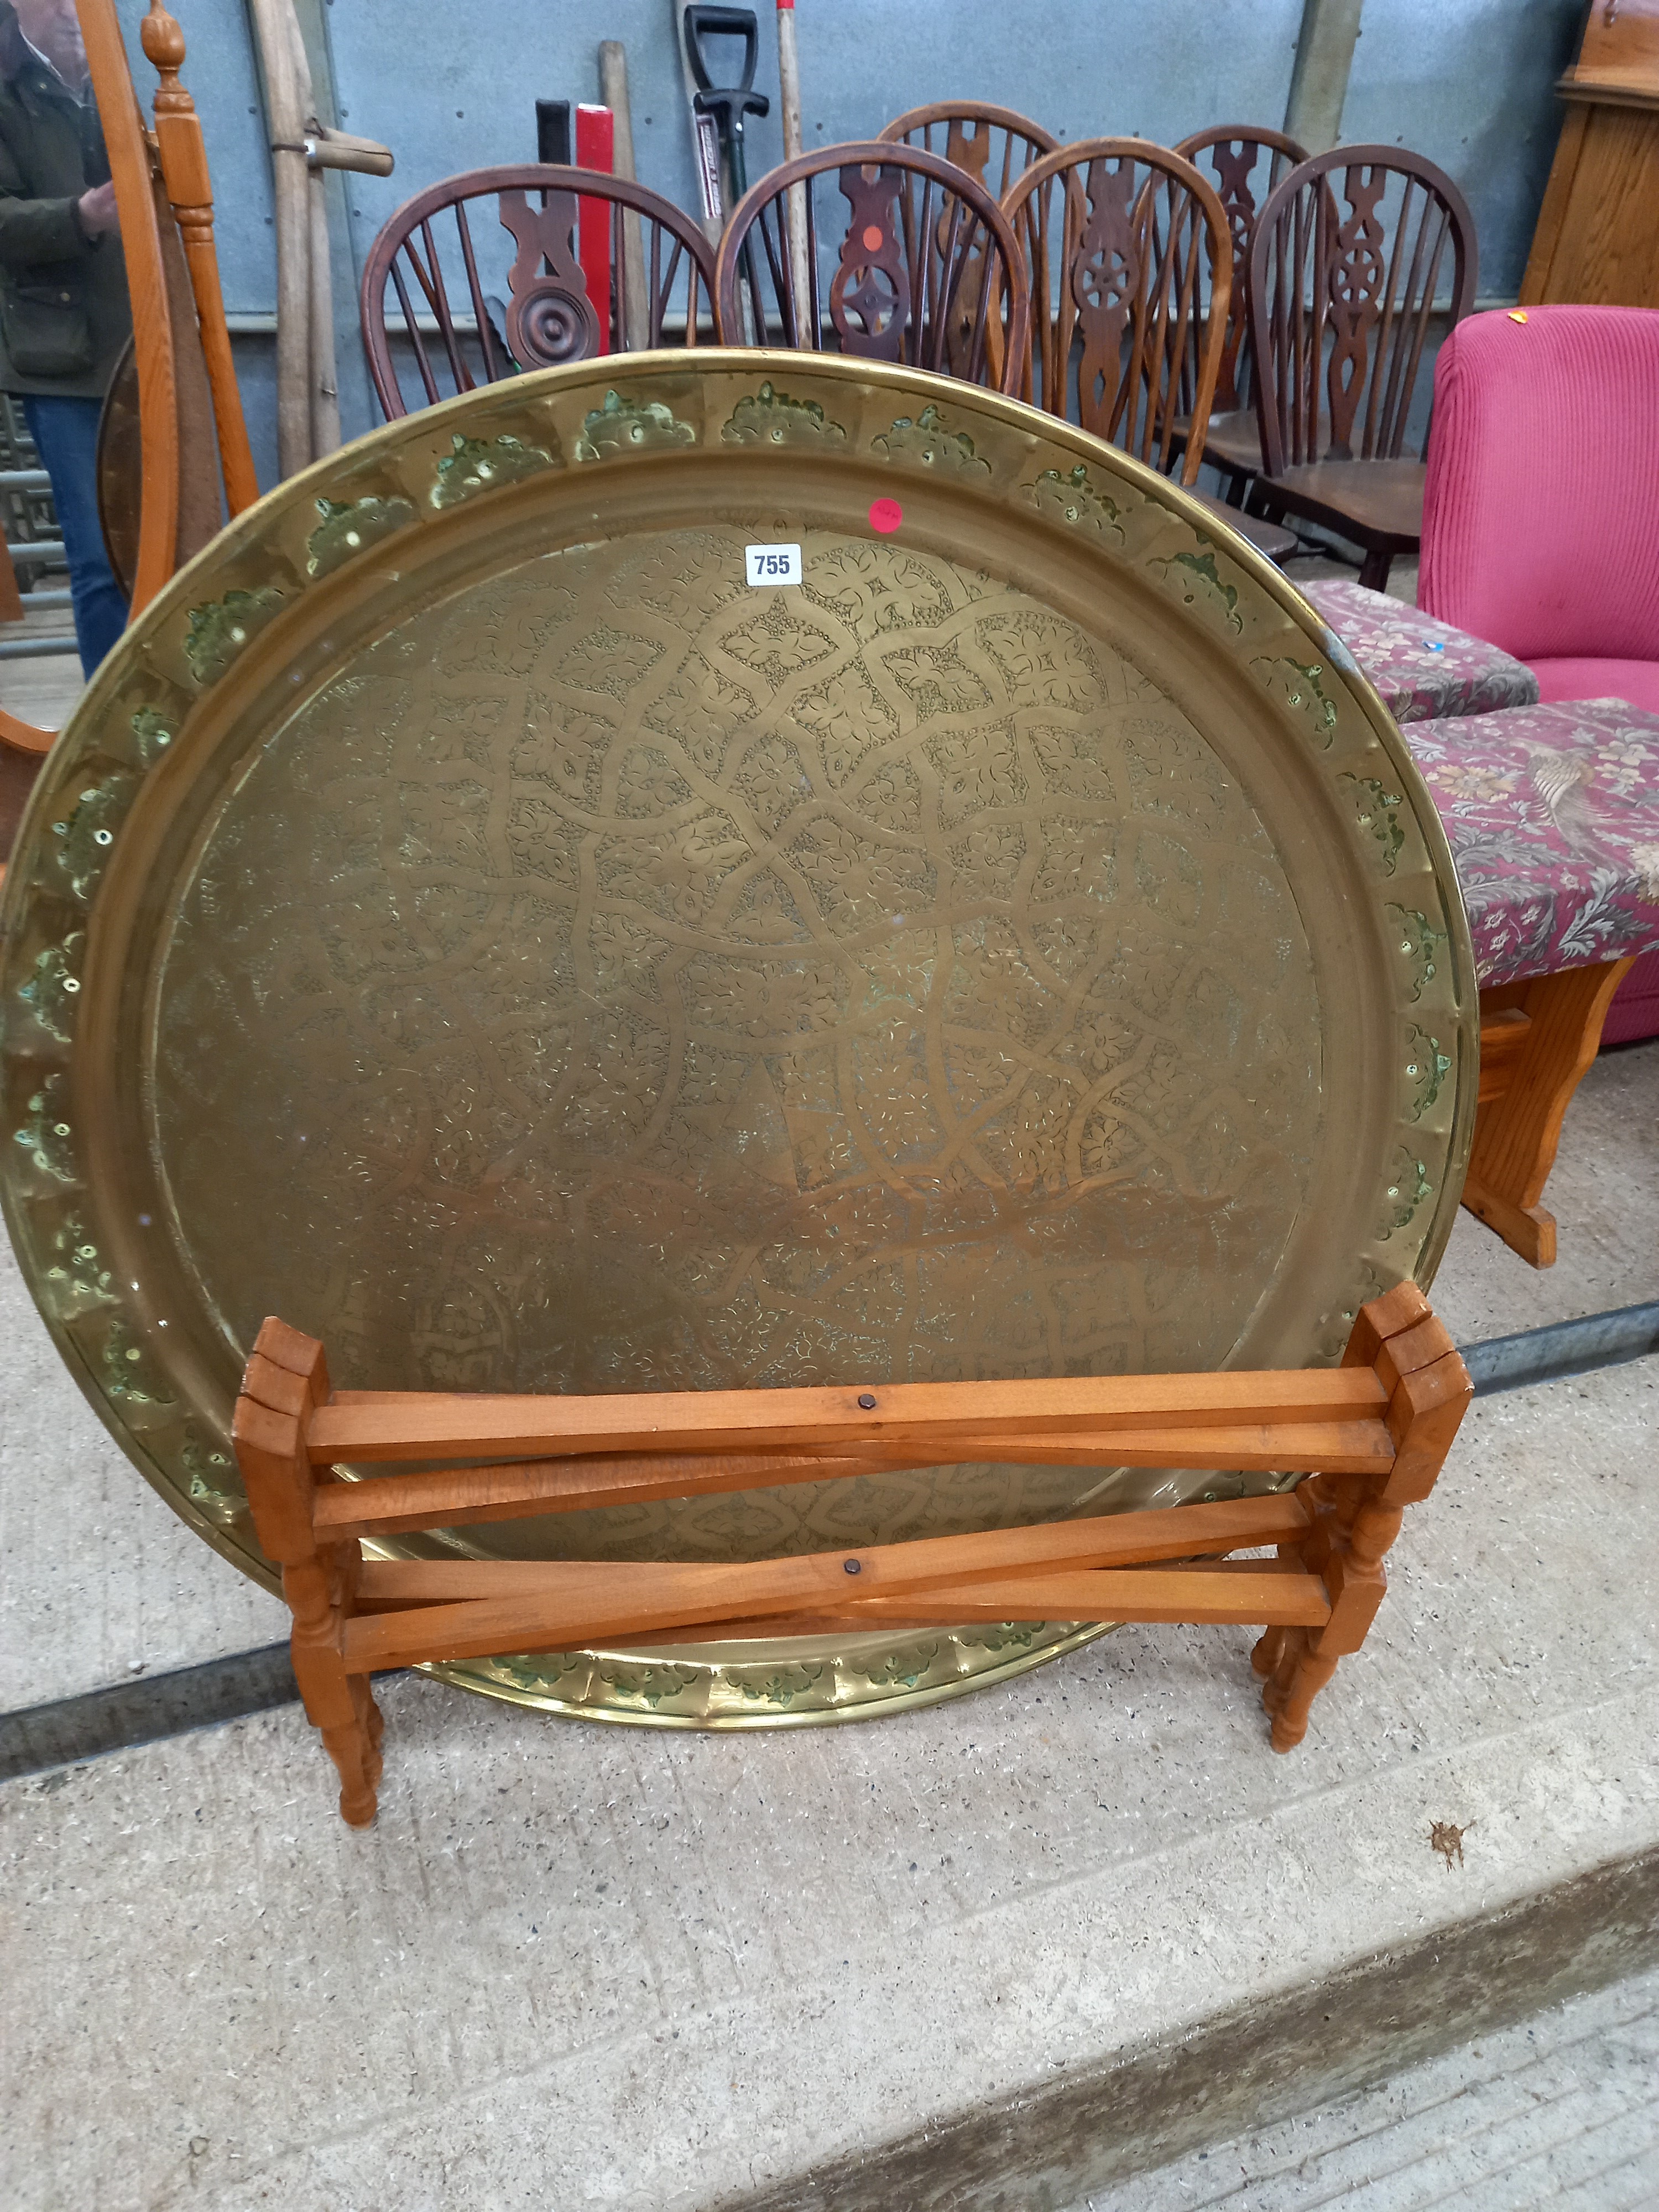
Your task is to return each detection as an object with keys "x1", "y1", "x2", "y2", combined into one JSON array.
[
  {"x1": 1303, "y1": 577, "x2": 1540, "y2": 725},
  {"x1": 1404, "y1": 697, "x2": 1659, "y2": 1265}
]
